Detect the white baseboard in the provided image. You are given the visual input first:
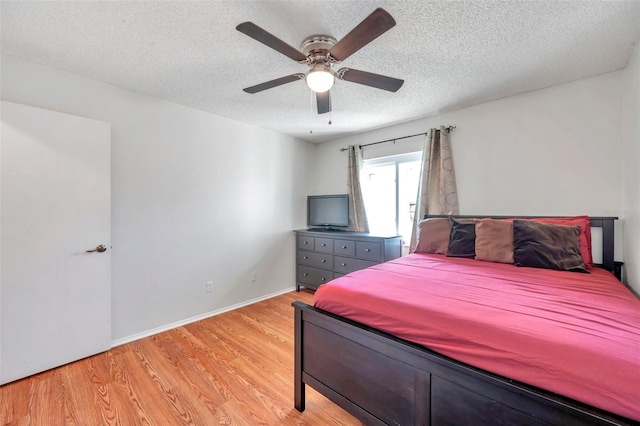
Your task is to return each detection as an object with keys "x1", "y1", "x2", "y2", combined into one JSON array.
[{"x1": 110, "y1": 286, "x2": 296, "y2": 348}]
